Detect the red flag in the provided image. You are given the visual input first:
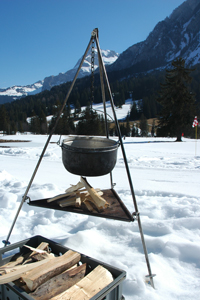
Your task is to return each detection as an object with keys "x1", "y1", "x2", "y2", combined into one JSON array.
[{"x1": 192, "y1": 116, "x2": 198, "y2": 127}]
